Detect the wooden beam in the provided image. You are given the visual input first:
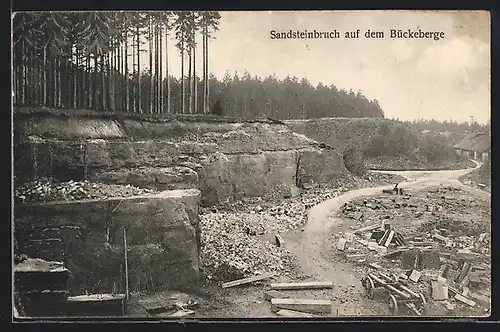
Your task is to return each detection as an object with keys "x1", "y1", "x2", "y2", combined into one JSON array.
[
  {"x1": 354, "y1": 223, "x2": 381, "y2": 234},
  {"x1": 276, "y1": 309, "x2": 316, "y2": 317},
  {"x1": 270, "y1": 281, "x2": 334, "y2": 290},
  {"x1": 271, "y1": 298, "x2": 332, "y2": 314},
  {"x1": 264, "y1": 290, "x2": 286, "y2": 302},
  {"x1": 222, "y1": 273, "x2": 276, "y2": 288}
]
